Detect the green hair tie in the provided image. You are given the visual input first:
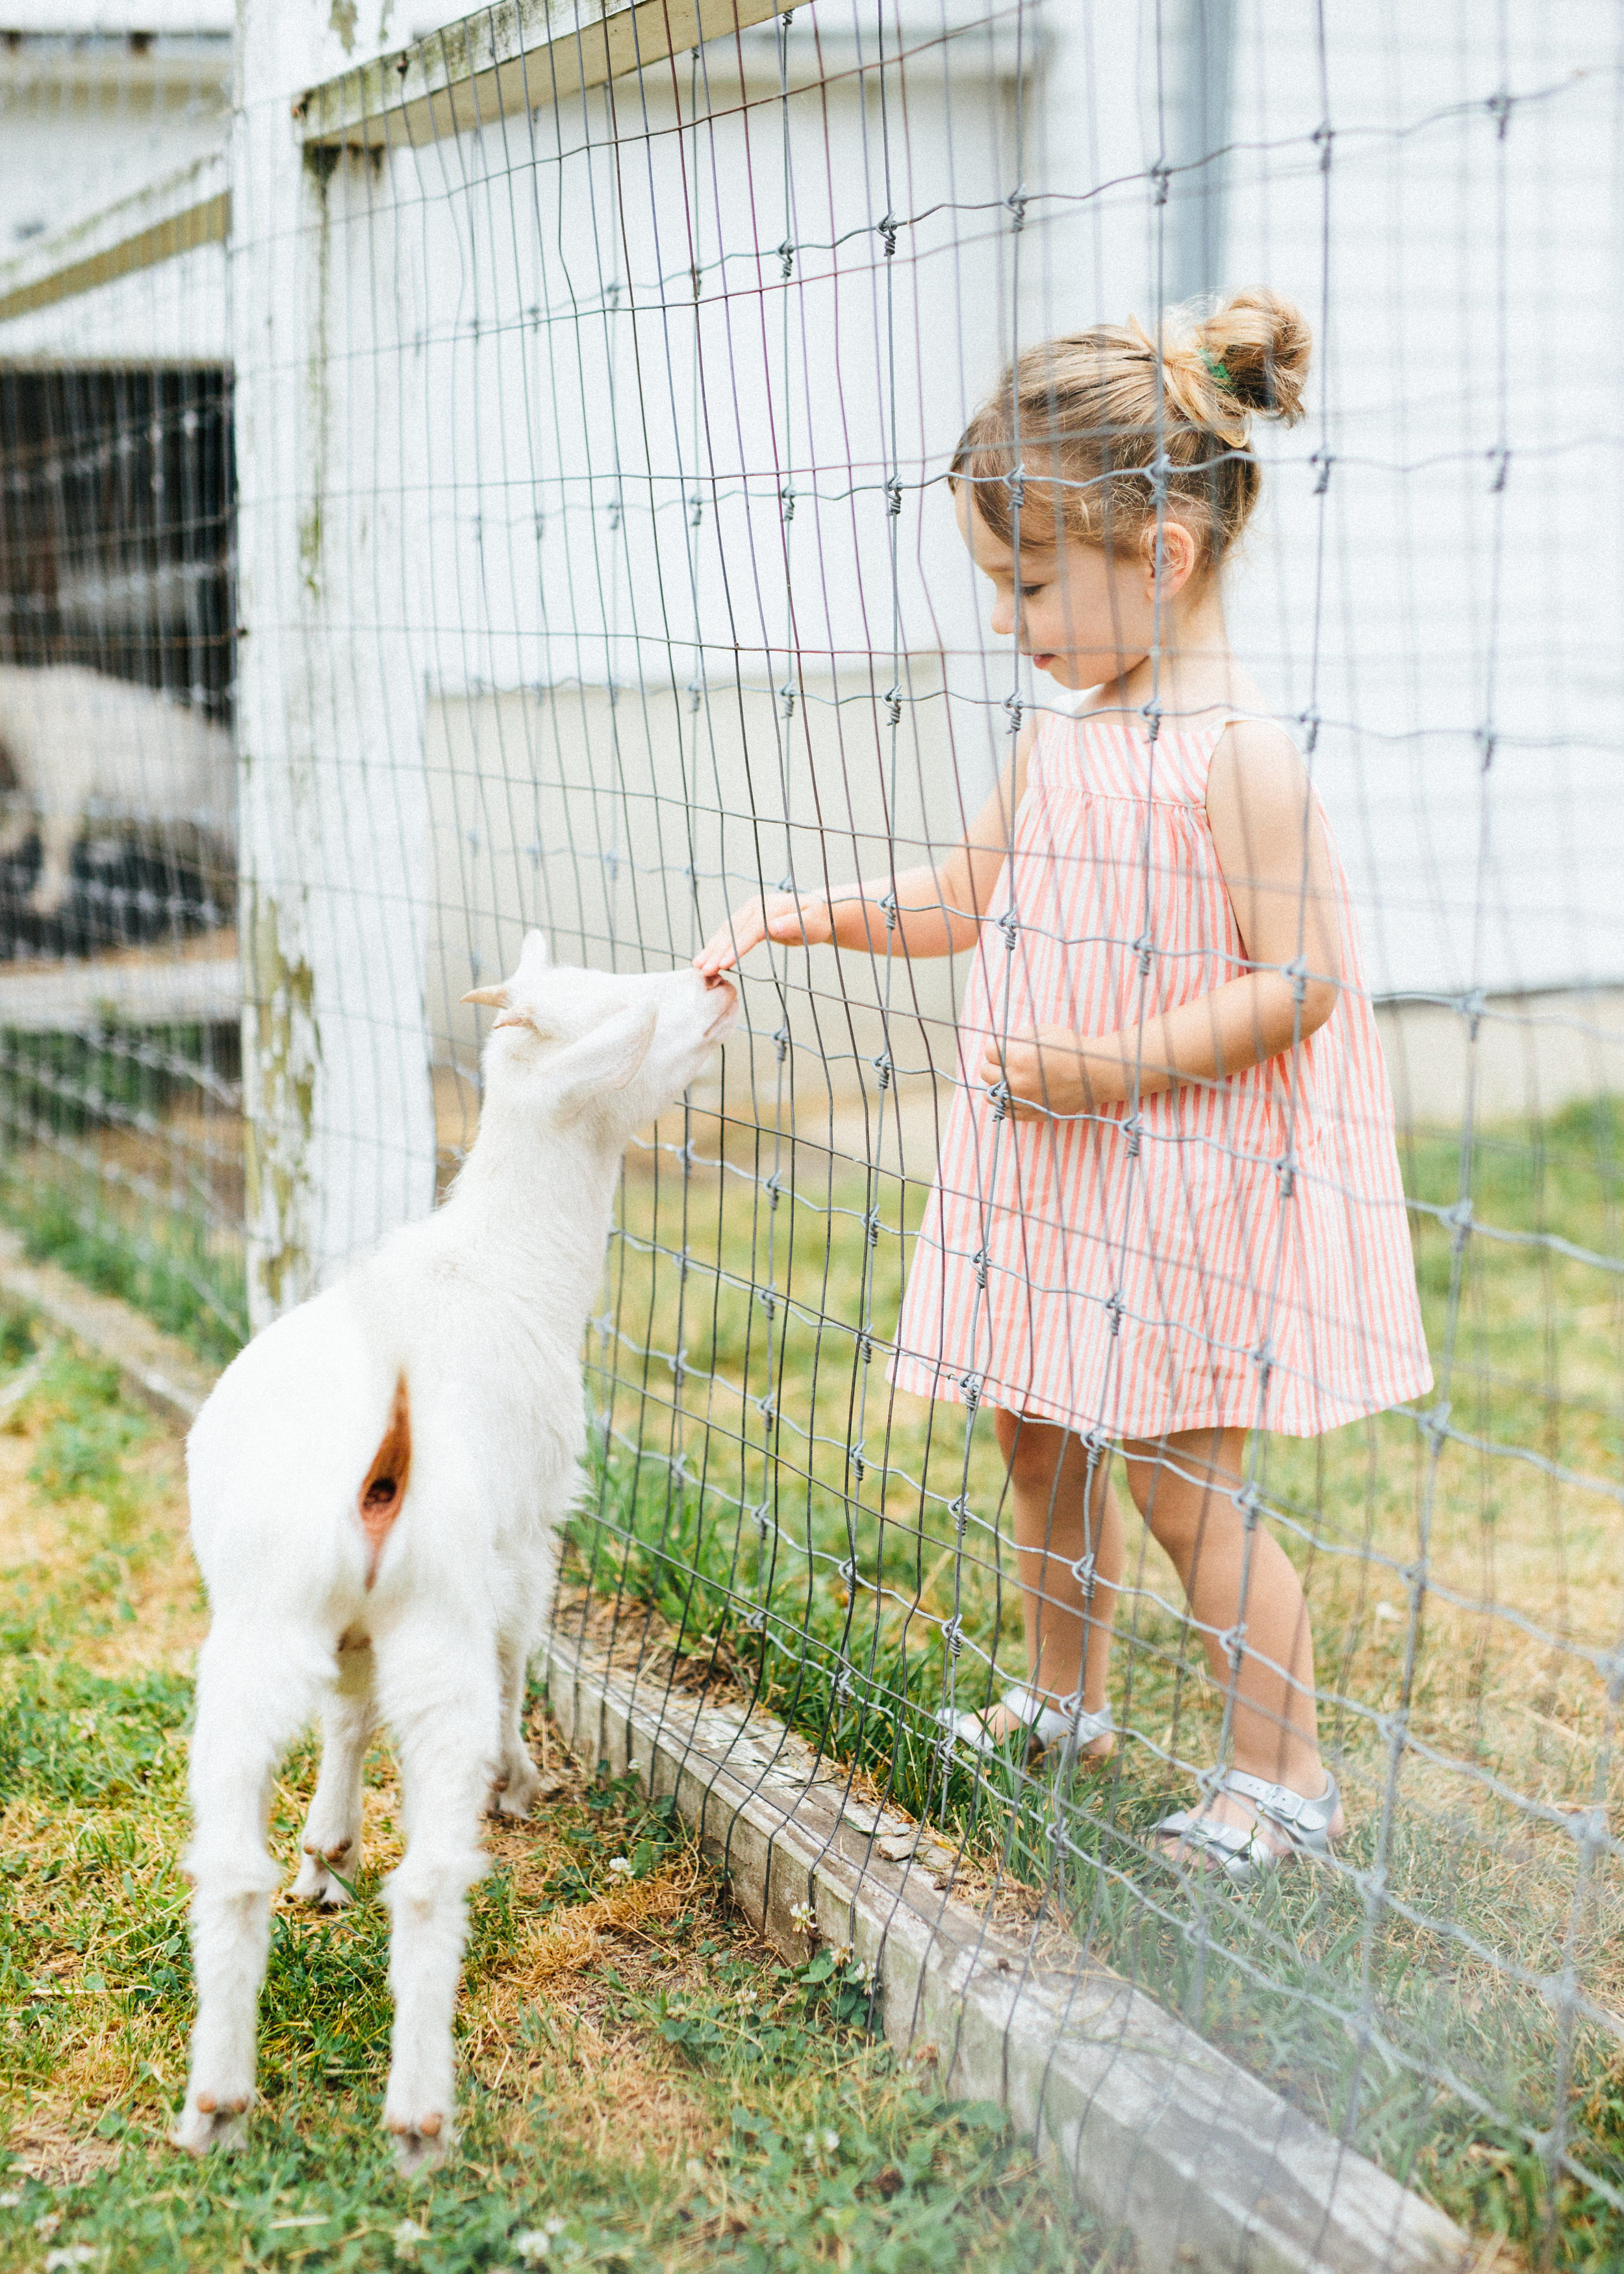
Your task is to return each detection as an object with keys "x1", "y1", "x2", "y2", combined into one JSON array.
[{"x1": 1200, "y1": 349, "x2": 1232, "y2": 390}]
